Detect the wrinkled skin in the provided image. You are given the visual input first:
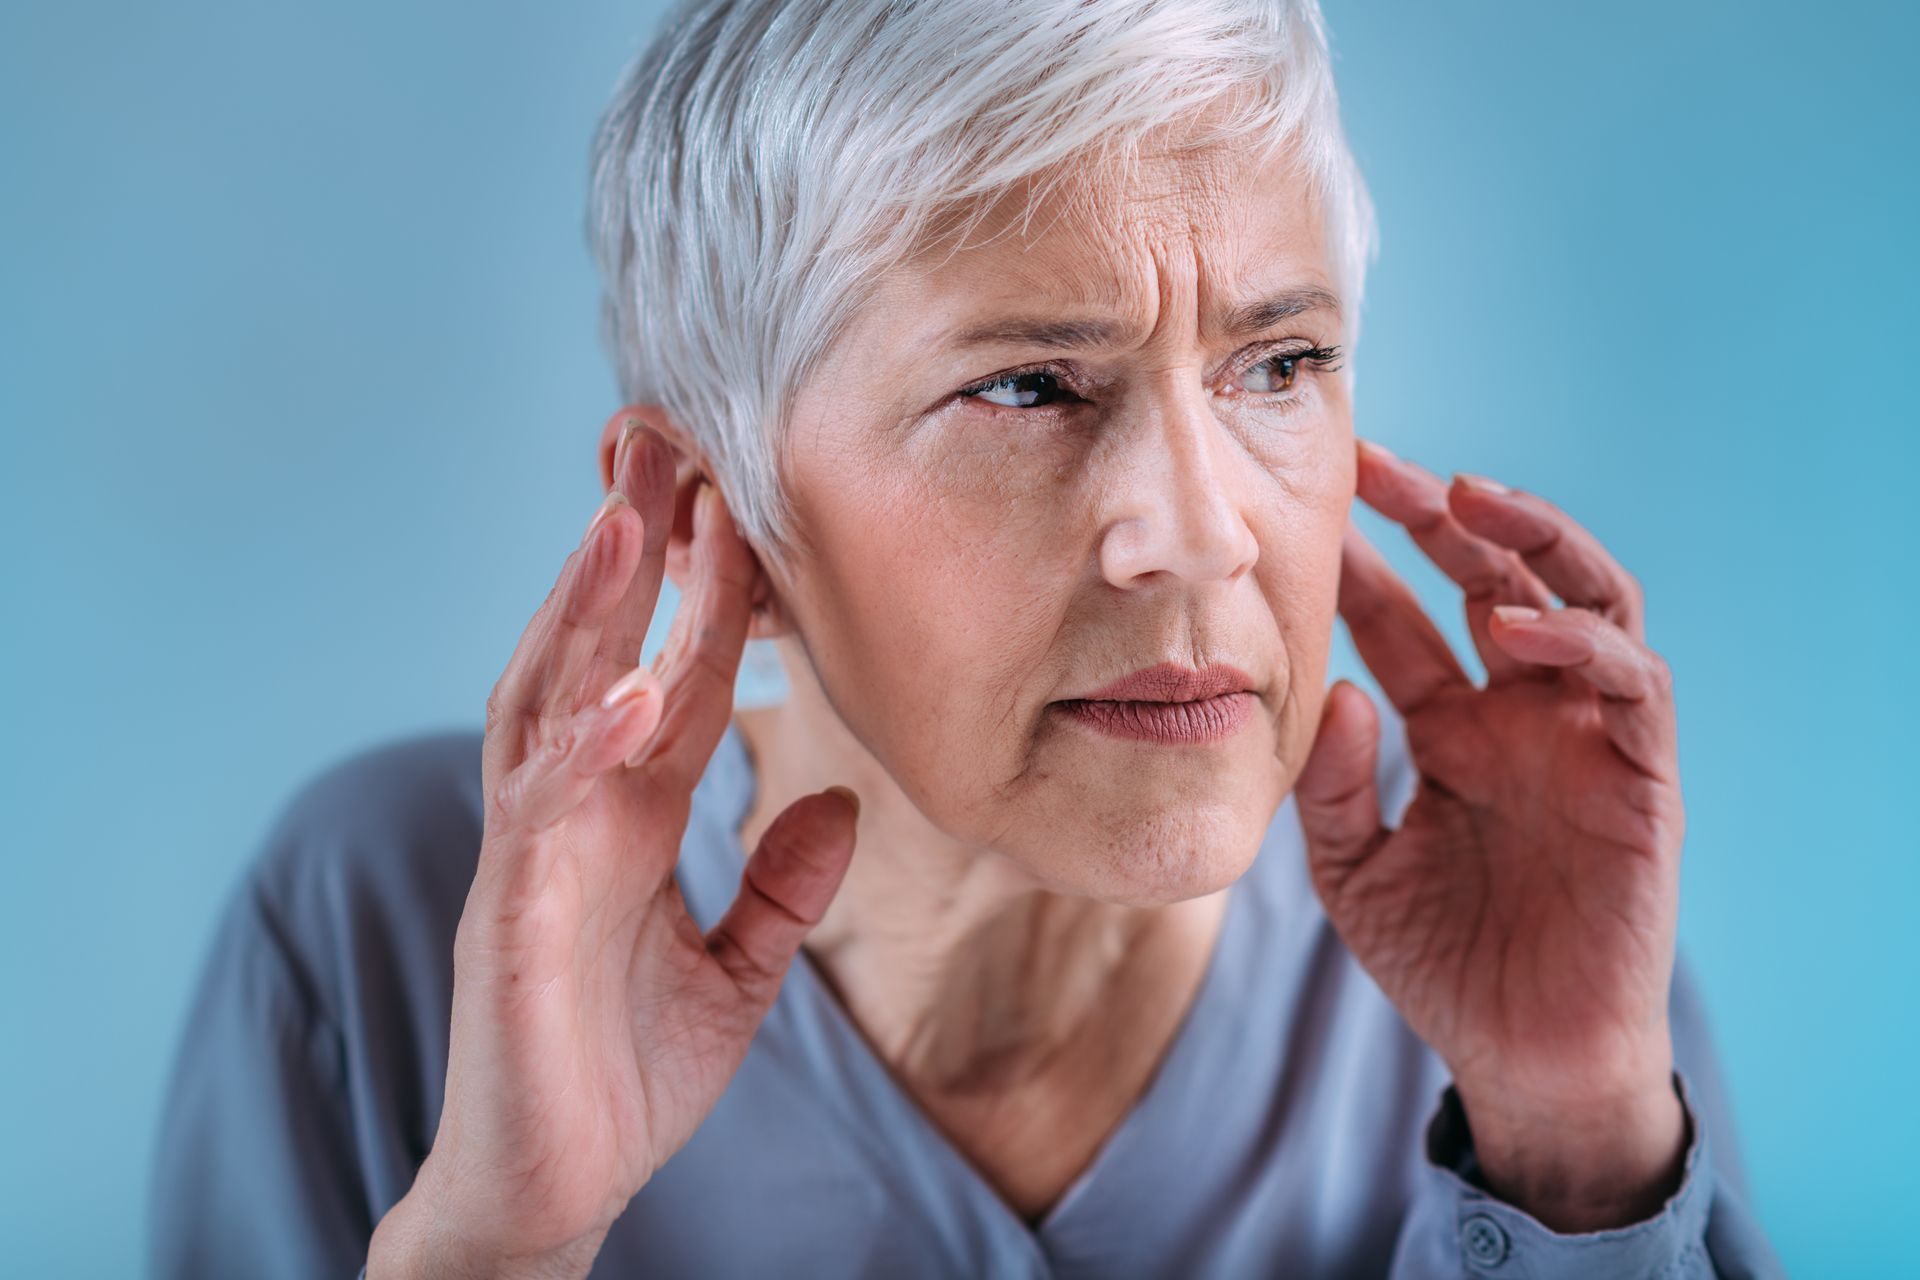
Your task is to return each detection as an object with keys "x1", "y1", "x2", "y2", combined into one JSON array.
[
  {"x1": 371, "y1": 126, "x2": 1693, "y2": 1277},
  {"x1": 675, "y1": 130, "x2": 1690, "y2": 1230}
]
